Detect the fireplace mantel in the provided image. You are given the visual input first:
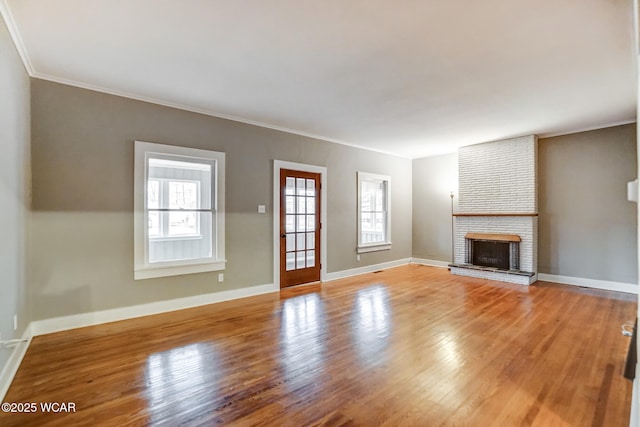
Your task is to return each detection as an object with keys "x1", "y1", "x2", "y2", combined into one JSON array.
[
  {"x1": 465, "y1": 233, "x2": 521, "y2": 242},
  {"x1": 453, "y1": 213, "x2": 538, "y2": 217}
]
